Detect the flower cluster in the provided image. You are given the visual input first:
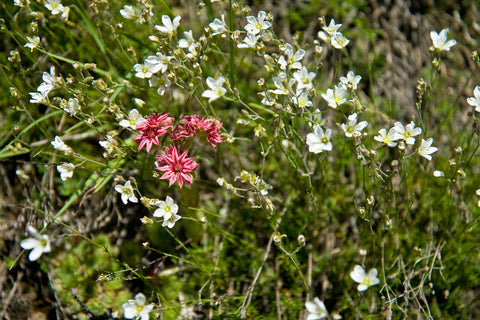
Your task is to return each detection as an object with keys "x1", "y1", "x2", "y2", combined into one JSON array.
[
  {"x1": 321, "y1": 70, "x2": 360, "y2": 109},
  {"x1": 236, "y1": 11, "x2": 272, "y2": 49},
  {"x1": 44, "y1": 0, "x2": 70, "y2": 21},
  {"x1": 373, "y1": 121, "x2": 438, "y2": 160},
  {"x1": 317, "y1": 18, "x2": 350, "y2": 49},
  {"x1": 29, "y1": 66, "x2": 61, "y2": 104},
  {"x1": 237, "y1": 170, "x2": 272, "y2": 196},
  {"x1": 131, "y1": 112, "x2": 222, "y2": 188}
]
